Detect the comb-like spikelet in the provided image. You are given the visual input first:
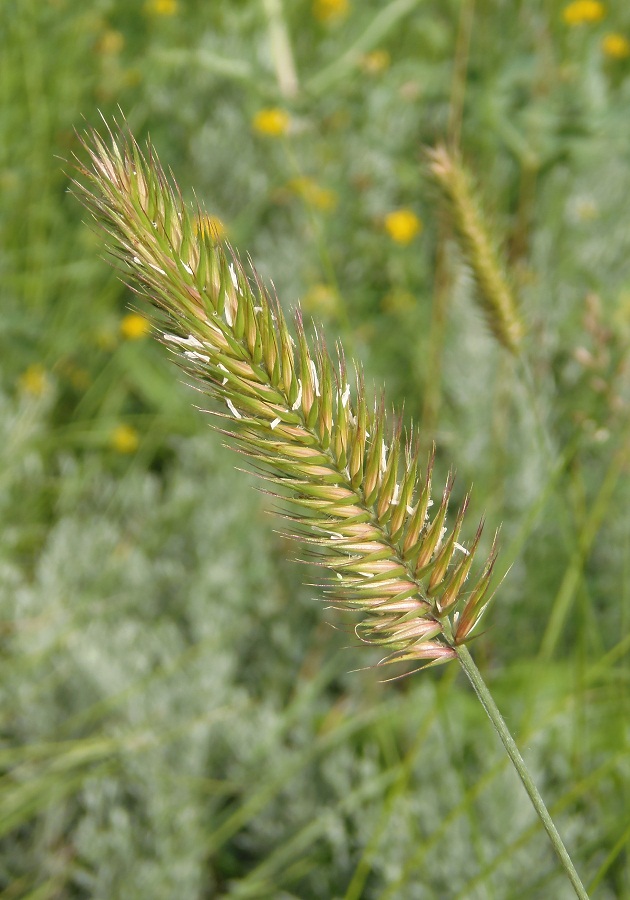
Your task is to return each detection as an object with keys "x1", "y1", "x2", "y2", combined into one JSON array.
[{"x1": 76, "y1": 125, "x2": 499, "y2": 675}]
